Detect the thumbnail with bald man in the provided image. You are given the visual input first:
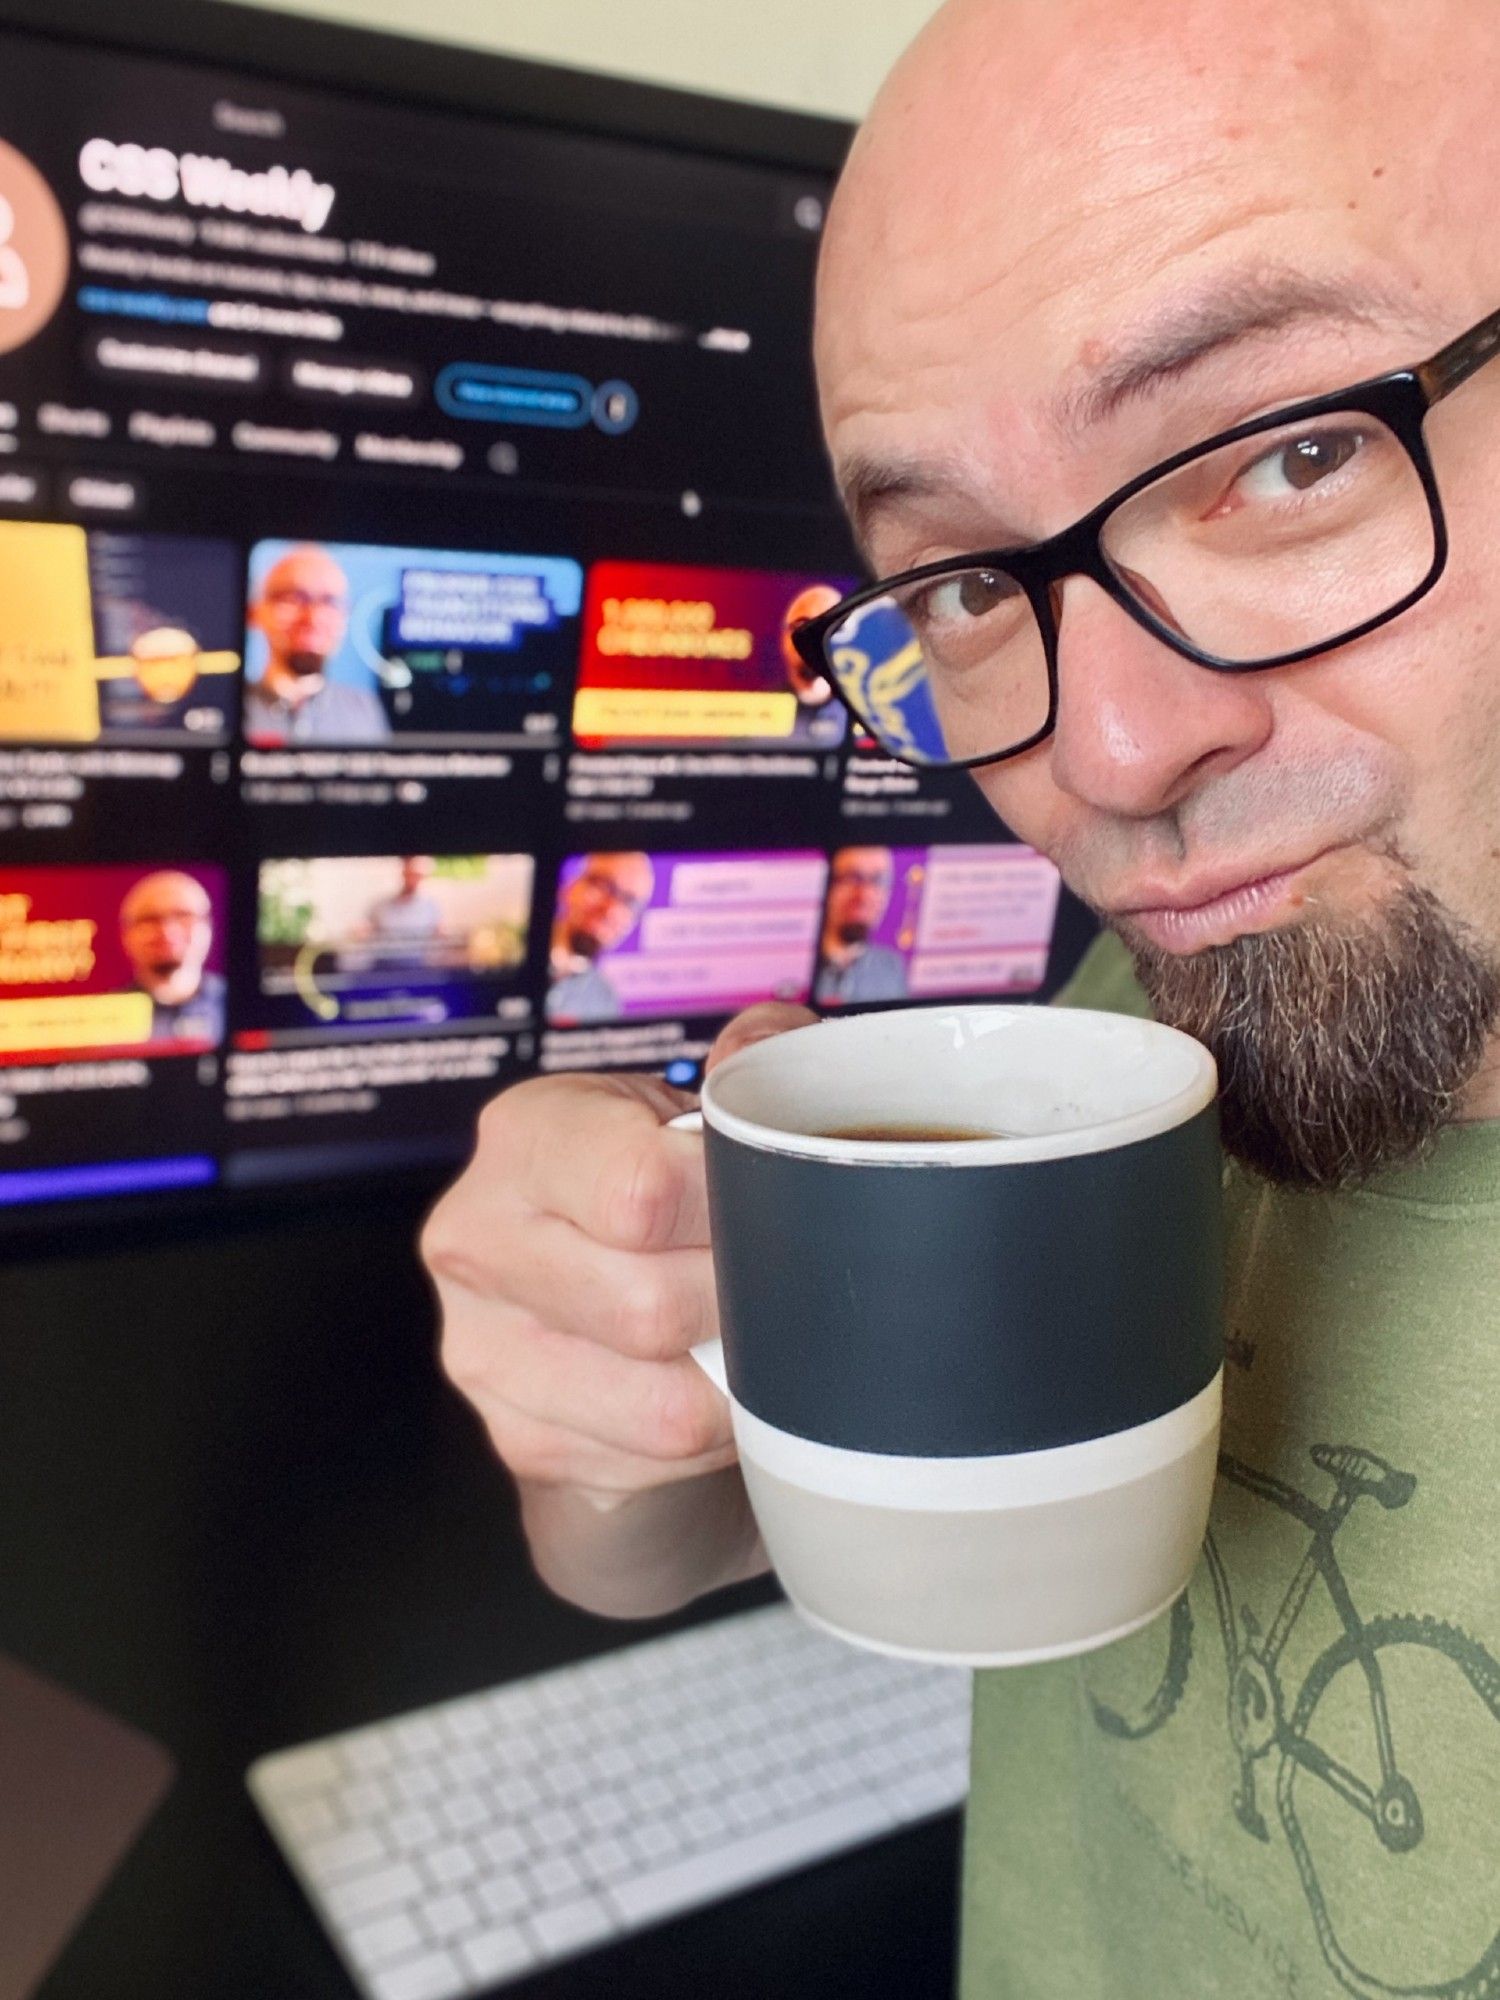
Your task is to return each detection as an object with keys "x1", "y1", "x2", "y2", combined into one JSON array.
[
  {"x1": 120, "y1": 870, "x2": 225, "y2": 1045},
  {"x1": 243, "y1": 544, "x2": 390, "y2": 746},
  {"x1": 545, "y1": 853, "x2": 655, "y2": 1025},
  {"x1": 814, "y1": 847, "x2": 909, "y2": 1005}
]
